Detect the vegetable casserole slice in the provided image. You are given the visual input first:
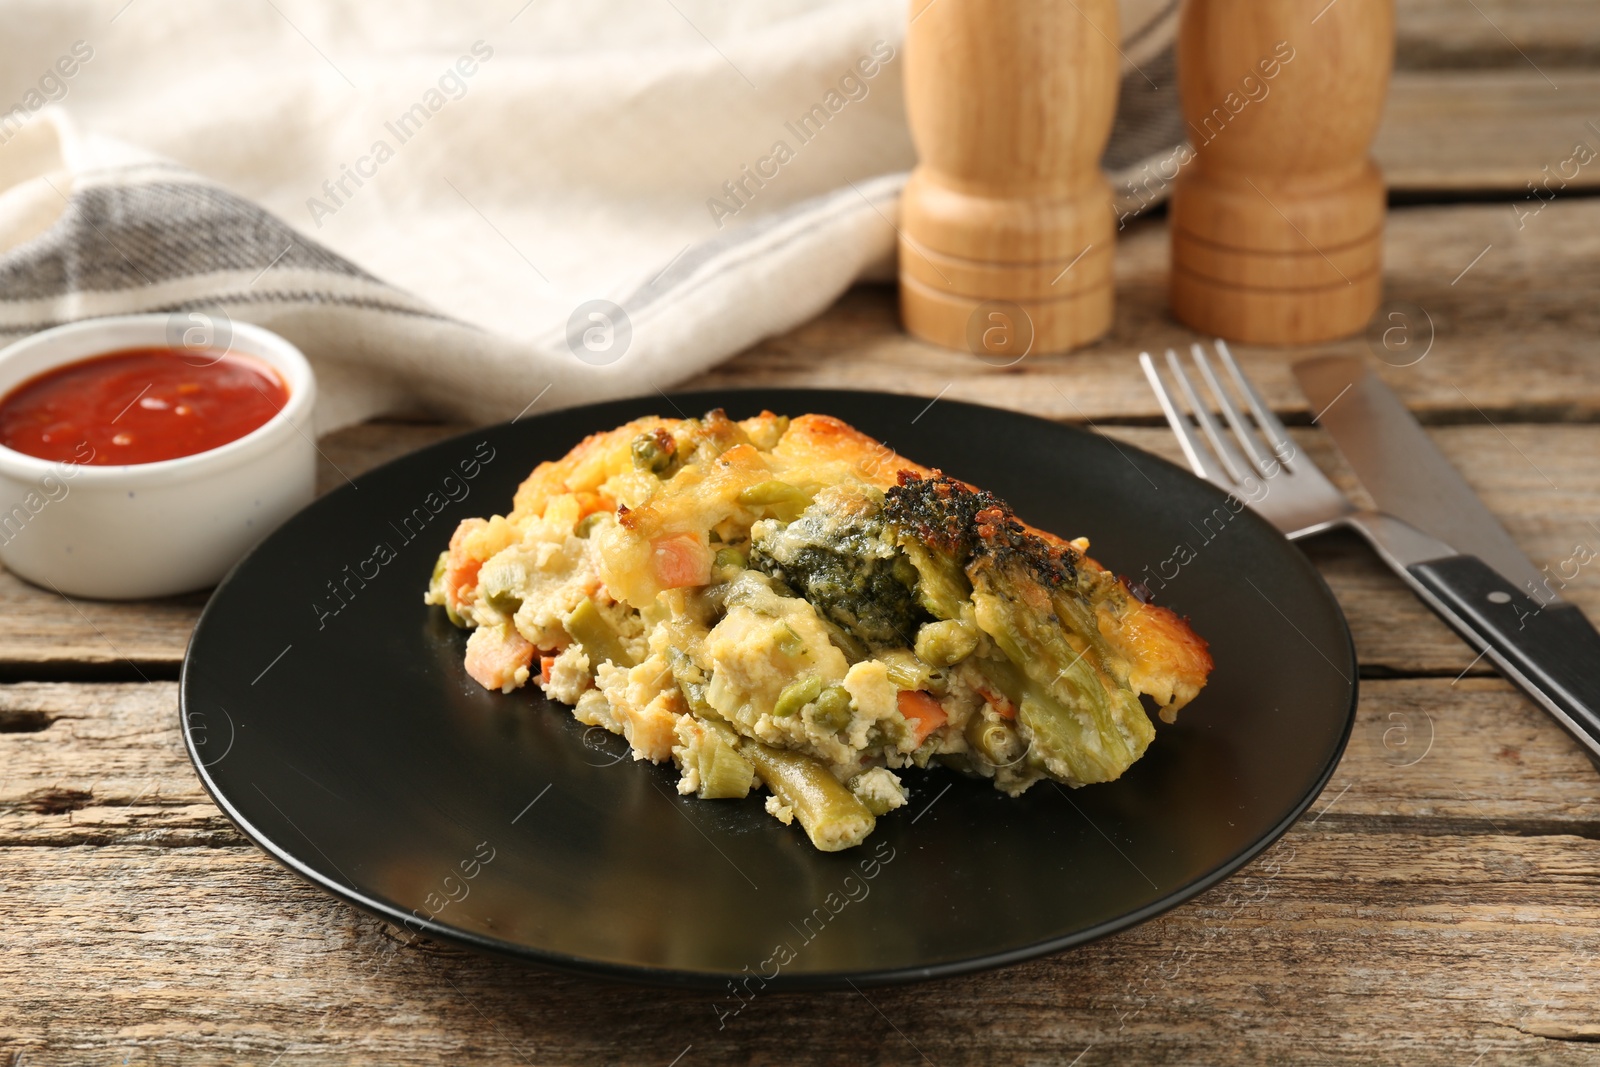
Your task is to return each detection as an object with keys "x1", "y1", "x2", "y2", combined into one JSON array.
[{"x1": 426, "y1": 410, "x2": 1212, "y2": 851}]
